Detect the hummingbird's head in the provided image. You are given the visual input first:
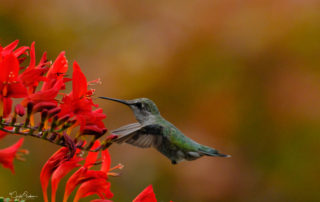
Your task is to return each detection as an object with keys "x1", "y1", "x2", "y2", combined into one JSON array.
[
  {"x1": 129, "y1": 98, "x2": 160, "y2": 115},
  {"x1": 99, "y1": 97, "x2": 160, "y2": 122}
]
